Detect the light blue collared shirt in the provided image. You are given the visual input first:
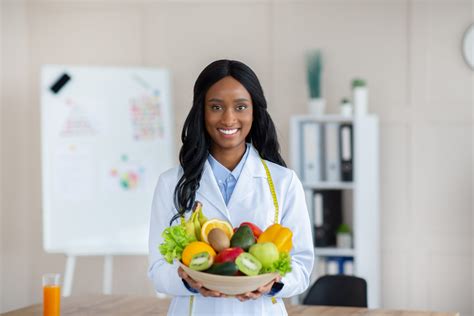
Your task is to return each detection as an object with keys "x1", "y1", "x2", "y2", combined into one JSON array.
[{"x1": 208, "y1": 144, "x2": 251, "y2": 205}]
